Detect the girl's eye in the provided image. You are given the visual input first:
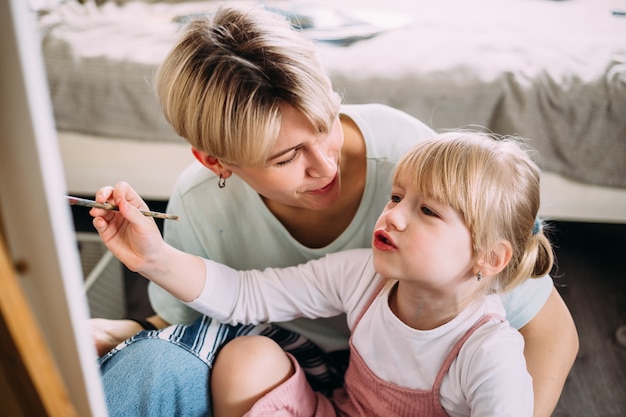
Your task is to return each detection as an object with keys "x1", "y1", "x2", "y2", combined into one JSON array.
[
  {"x1": 275, "y1": 148, "x2": 300, "y2": 166},
  {"x1": 390, "y1": 194, "x2": 402, "y2": 203},
  {"x1": 421, "y1": 206, "x2": 439, "y2": 218}
]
